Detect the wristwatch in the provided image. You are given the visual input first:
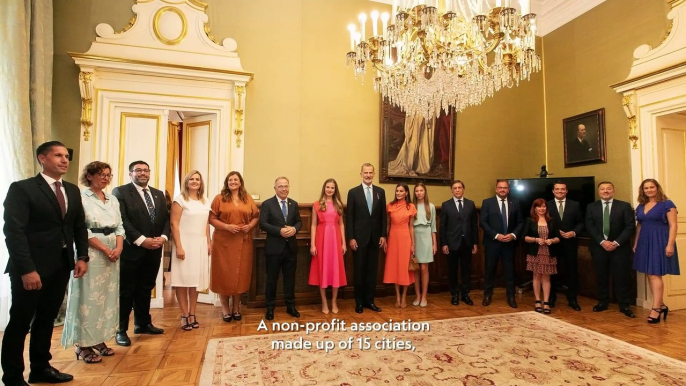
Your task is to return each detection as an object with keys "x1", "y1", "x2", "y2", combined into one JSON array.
[{"x1": 77, "y1": 255, "x2": 90, "y2": 263}]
